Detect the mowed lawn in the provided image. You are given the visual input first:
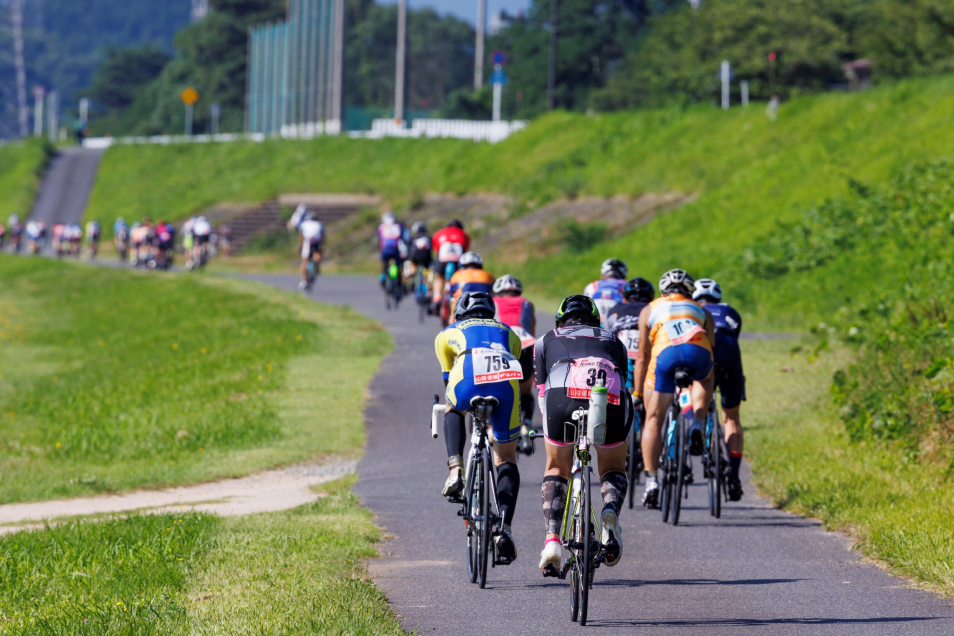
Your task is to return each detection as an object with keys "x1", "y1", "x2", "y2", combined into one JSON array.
[{"x1": 0, "y1": 256, "x2": 390, "y2": 503}]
